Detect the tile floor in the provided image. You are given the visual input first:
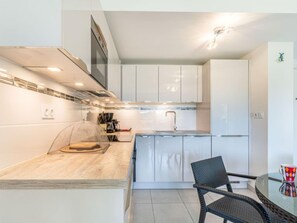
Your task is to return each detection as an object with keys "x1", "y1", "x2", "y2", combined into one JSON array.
[{"x1": 130, "y1": 188, "x2": 260, "y2": 223}]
